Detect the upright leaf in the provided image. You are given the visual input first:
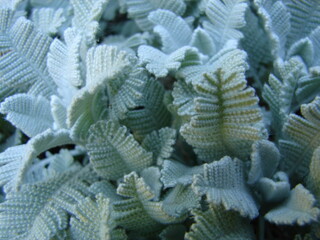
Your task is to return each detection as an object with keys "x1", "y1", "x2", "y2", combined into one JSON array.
[
  {"x1": 180, "y1": 60, "x2": 266, "y2": 161},
  {"x1": 192, "y1": 157, "x2": 259, "y2": 219},
  {"x1": 204, "y1": 0, "x2": 248, "y2": 49},
  {"x1": 0, "y1": 94, "x2": 54, "y2": 137},
  {"x1": 113, "y1": 172, "x2": 185, "y2": 234},
  {"x1": 124, "y1": 0, "x2": 186, "y2": 31},
  {"x1": 185, "y1": 204, "x2": 255, "y2": 240},
  {"x1": 70, "y1": 195, "x2": 127, "y2": 240},
  {"x1": 279, "y1": 96, "x2": 320, "y2": 179},
  {"x1": 86, "y1": 120, "x2": 153, "y2": 180},
  {"x1": 265, "y1": 184, "x2": 320, "y2": 225},
  {"x1": 0, "y1": 10, "x2": 57, "y2": 101}
]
